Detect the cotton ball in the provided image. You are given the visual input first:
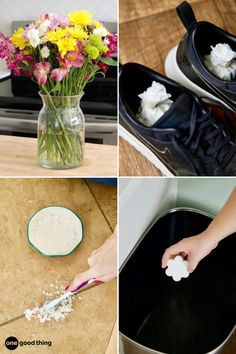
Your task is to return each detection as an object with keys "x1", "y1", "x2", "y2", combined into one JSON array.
[
  {"x1": 204, "y1": 43, "x2": 236, "y2": 80},
  {"x1": 165, "y1": 255, "x2": 189, "y2": 282},
  {"x1": 210, "y1": 43, "x2": 236, "y2": 67},
  {"x1": 138, "y1": 81, "x2": 172, "y2": 108},
  {"x1": 137, "y1": 81, "x2": 173, "y2": 126}
]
